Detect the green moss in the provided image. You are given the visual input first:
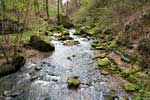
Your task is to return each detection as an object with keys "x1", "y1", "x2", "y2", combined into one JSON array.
[
  {"x1": 0, "y1": 64, "x2": 16, "y2": 76},
  {"x1": 97, "y1": 52, "x2": 107, "y2": 59},
  {"x1": 96, "y1": 44, "x2": 104, "y2": 50},
  {"x1": 91, "y1": 42, "x2": 98, "y2": 48},
  {"x1": 91, "y1": 42, "x2": 105, "y2": 50},
  {"x1": 64, "y1": 41, "x2": 79, "y2": 46},
  {"x1": 62, "y1": 29, "x2": 69, "y2": 35},
  {"x1": 27, "y1": 35, "x2": 55, "y2": 52},
  {"x1": 101, "y1": 70, "x2": 110, "y2": 75},
  {"x1": 107, "y1": 40, "x2": 118, "y2": 50},
  {"x1": 105, "y1": 34, "x2": 114, "y2": 41},
  {"x1": 80, "y1": 28, "x2": 95, "y2": 35},
  {"x1": 124, "y1": 82, "x2": 137, "y2": 92},
  {"x1": 74, "y1": 29, "x2": 81, "y2": 35},
  {"x1": 98, "y1": 58, "x2": 111, "y2": 68},
  {"x1": 67, "y1": 76, "x2": 80, "y2": 89}
]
